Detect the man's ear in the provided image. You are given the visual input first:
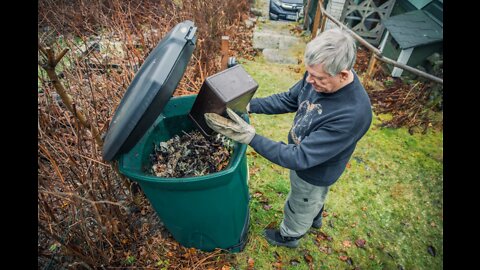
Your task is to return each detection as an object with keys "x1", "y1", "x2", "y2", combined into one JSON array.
[{"x1": 339, "y1": 70, "x2": 350, "y2": 80}]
